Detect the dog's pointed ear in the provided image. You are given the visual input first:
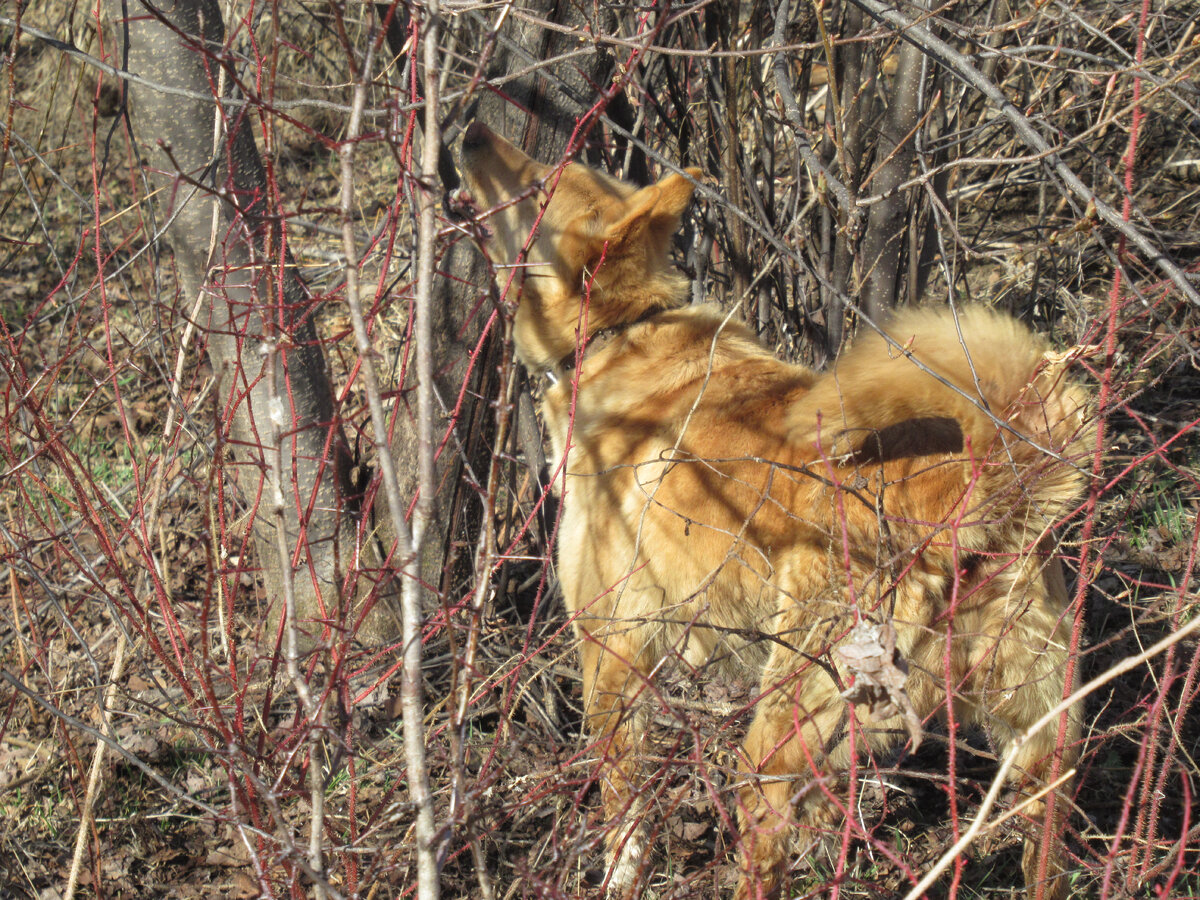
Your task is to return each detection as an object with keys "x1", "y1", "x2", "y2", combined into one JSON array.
[{"x1": 605, "y1": 168, "x2": 703, "y2": 249}]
